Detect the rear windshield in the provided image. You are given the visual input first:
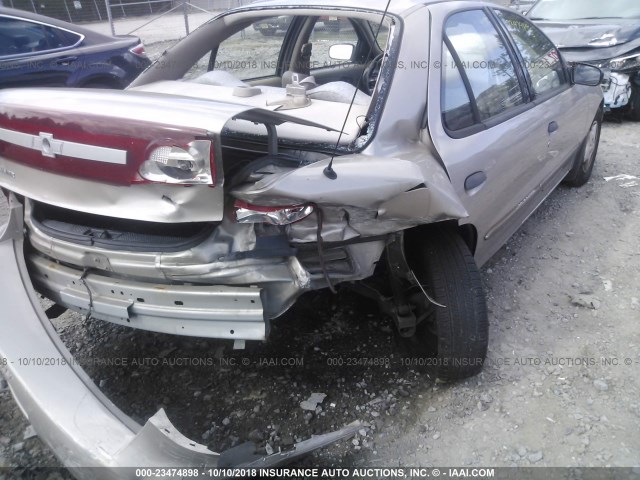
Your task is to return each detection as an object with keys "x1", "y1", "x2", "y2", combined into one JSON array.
[{"x1": 528, "y1": 0, "x2": 640, "y2": 21}]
